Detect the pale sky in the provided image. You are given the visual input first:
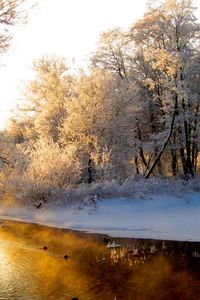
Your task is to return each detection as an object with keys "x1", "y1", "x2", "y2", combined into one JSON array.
[{"x1": 0, "y1": 0, "x2": 199, "y2": 129}]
